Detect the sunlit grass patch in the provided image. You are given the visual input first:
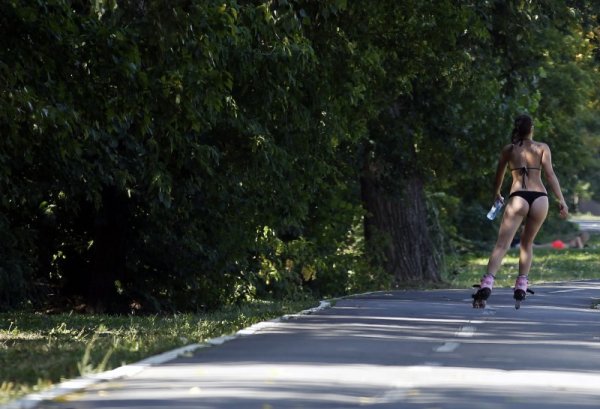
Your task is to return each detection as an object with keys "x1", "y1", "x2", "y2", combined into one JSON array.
[
  {"x1": 569, "y1": 213, "x2": 600, "y2": 222},
  {"x1": 533, "y1": 248, "x2": 600, "y2": 283},
  {"x1": 444, "y1": 233, "x2": 600, "y2": 289}
]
